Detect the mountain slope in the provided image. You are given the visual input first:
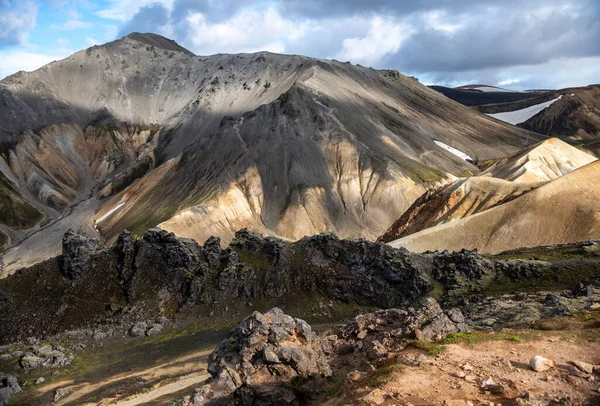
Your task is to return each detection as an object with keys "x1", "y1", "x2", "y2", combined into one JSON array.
[
  {"x1": 92, "y1": 58, "x2": 543, "y2": 245},
  {"x1": 378, "y1": 177, "x2": 541, "y2": 243},
  {"x1": 390, "y1": 160, "x2": 600, "y2": 253},
  {"x1": 479, "y1": 137, "x2": 597, "y2": 182},
  {"x1": 0, "y1": 33, "x2": 545, "y2": 270}
]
